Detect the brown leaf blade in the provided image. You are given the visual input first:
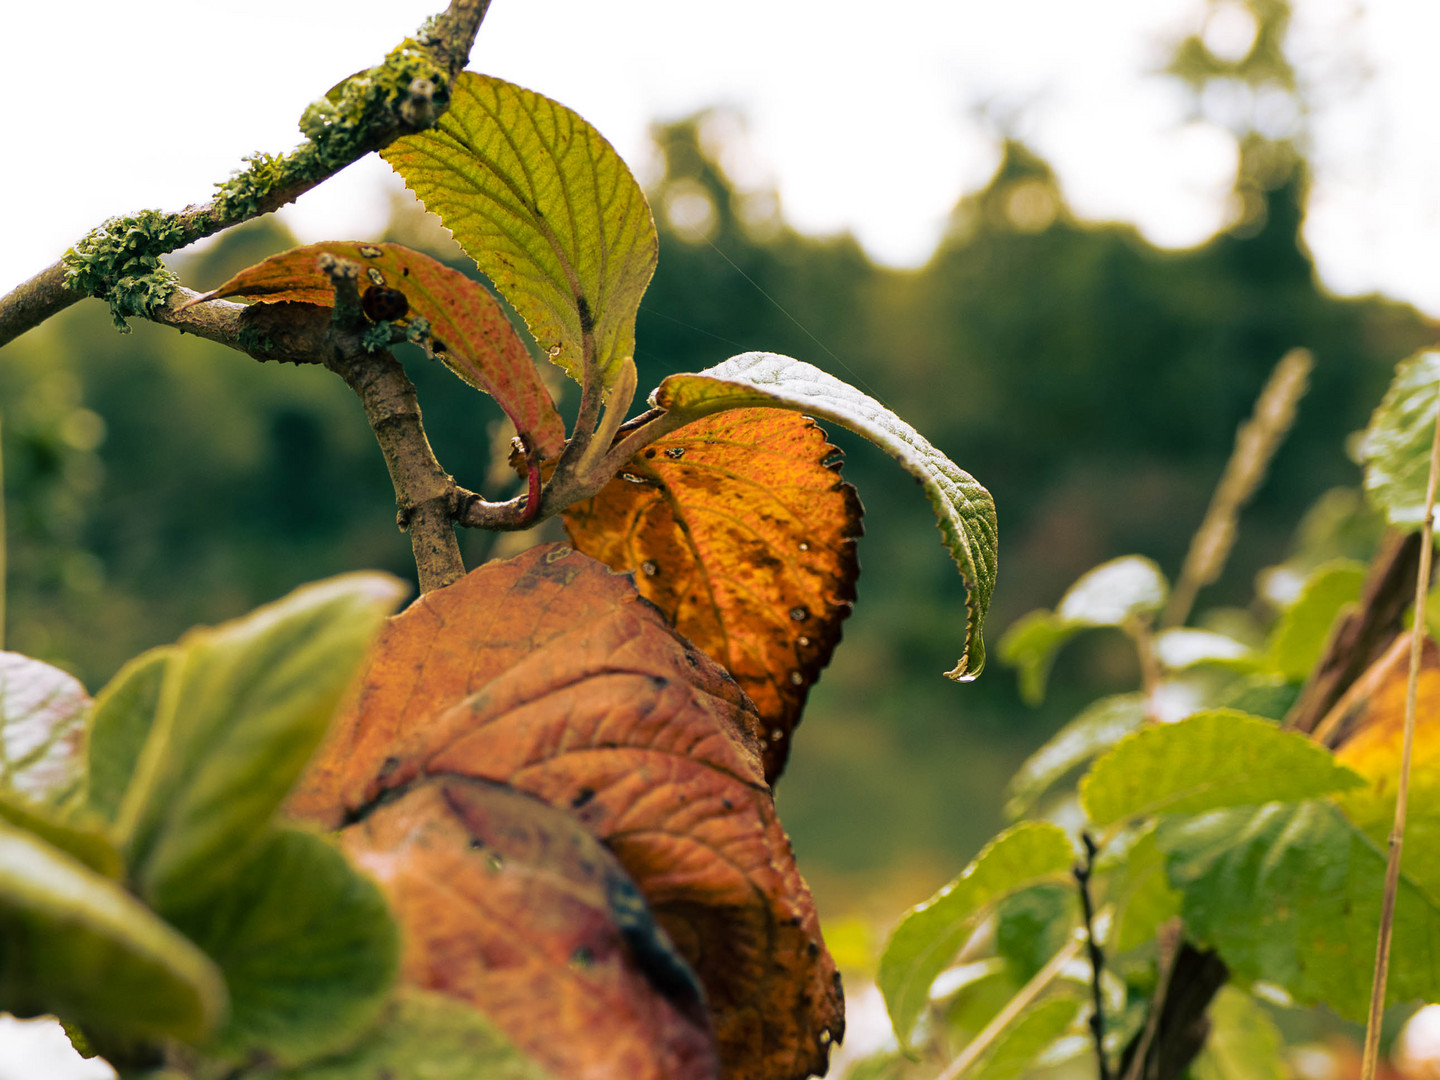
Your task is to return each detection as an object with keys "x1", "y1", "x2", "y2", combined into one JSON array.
[
  {"x1": 341, "y1": 776, "x2": 717, "y2": 1080},
  {"x1": 192, "y1": 241, "x2": 566, "y2": 456},
  {"x1": 563, "y1": 409, "x2": 863, "y2": 781},
  {"x1": 291, "y1": 545, "x2": 844, "y2": 1080}
]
